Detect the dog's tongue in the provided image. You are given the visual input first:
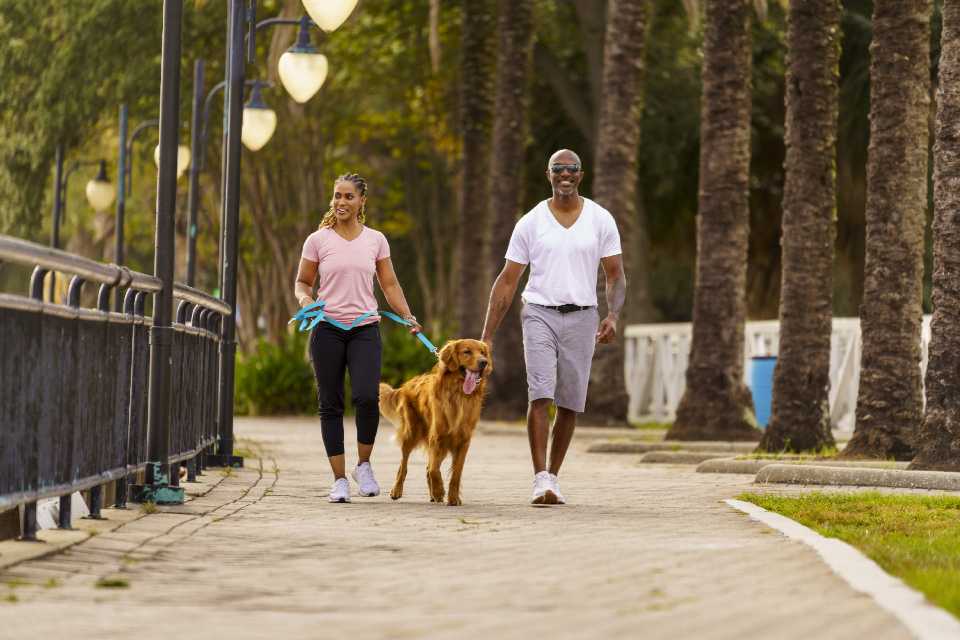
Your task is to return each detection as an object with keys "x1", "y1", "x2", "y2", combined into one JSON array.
[{"x1": 463, "y1": 370, "x2": 479, "y2": 395}]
